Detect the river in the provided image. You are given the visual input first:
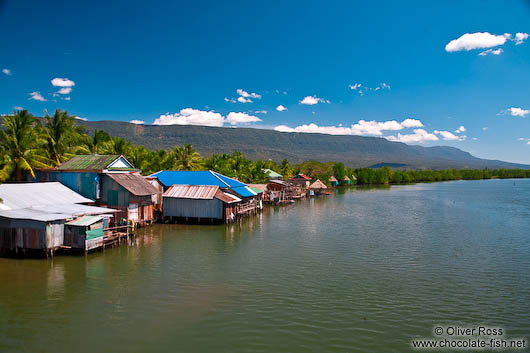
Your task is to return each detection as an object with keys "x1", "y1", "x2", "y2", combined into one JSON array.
[{"x1": 1, "y1": 179, "x2": 529, "y2": 353}]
